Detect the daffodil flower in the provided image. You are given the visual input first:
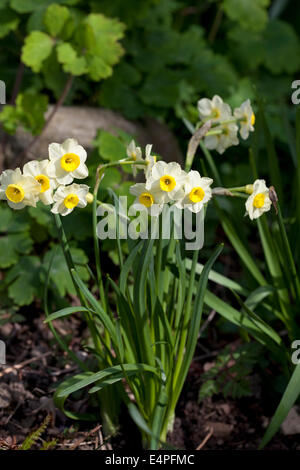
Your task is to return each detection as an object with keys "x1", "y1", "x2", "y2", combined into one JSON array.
[
  {"x1": 145, "y1": 161, "x2": 186, "y2": 202},
  {"x1": 130, "y1": 182, "x2": 164, "y2": 216},
  {"x1": 47, "y1": 138, "x2": 88, "y2": 185},
  {"x1": 176, "y1": 170, "x2": 213, "y2": 213},
  {"x1": 0, "y1": 168, "x2": 41, "y2": 210},
  {"x1": 197, "y1": 95, "x2": 232, "y2": 123},
  {"x1": 127, "y1": 140, "x2": 143, "y2": 177},
  {"x1": 204, "y1": 122, "x2": 239, "y2": 155},
  {"x1": 234, "y1": 99, "x2": 255, "y2": 140},
  {"x1": 51, "y1": 183, "x2": 89, "y2": 216},
  {"x1": 23, "y1": 159, "x2": 57, "y2": 205},
  {"x1": 144, "y1": 144, "x2": 157, "y2": 179},
  {"x1": 245, "y1": 179, "x2": 271, "y2": 220}
]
